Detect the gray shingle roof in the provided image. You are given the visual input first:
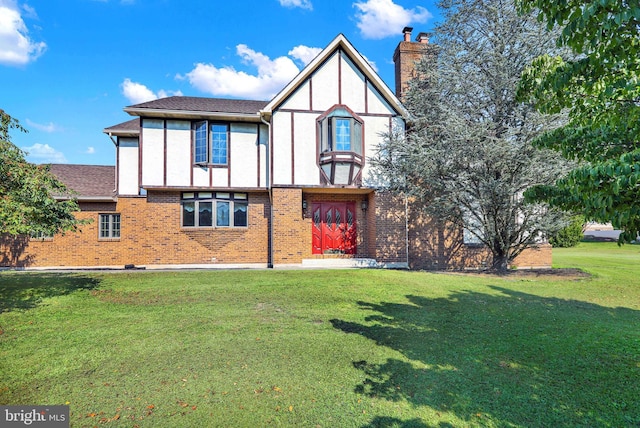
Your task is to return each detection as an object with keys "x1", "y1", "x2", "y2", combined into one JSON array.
[
  {"x1": 48, "y1": 164, "x2": 116, "y2": 199},
  {"x1": 103, "y1": 118, "x2": 140, "y2": 134},
  {"x1": 127, "y1": 96, "x2": 268, "y2": 114}
]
